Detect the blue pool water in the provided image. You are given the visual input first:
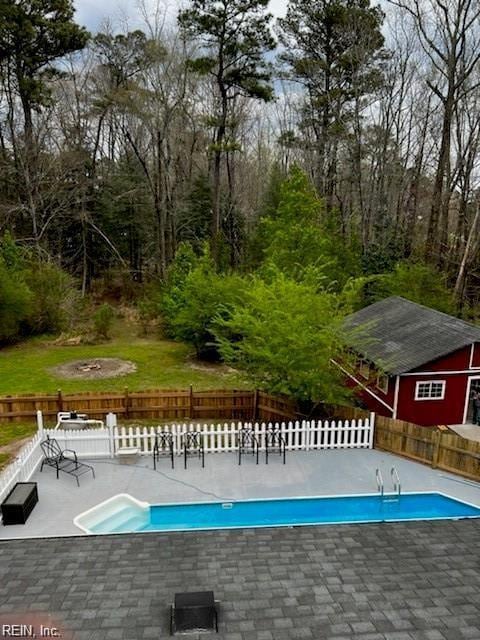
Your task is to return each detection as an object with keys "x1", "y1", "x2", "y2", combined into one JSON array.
[{"x1": 88, "y1": 493, "x2": 480, "y2": 534}]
